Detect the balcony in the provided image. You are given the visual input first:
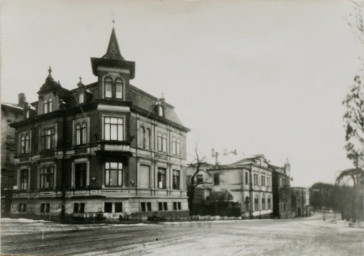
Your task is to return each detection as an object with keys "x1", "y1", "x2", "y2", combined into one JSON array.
[{"x1": 95, "y1": 140, "x2": 133, "y2": 159}]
